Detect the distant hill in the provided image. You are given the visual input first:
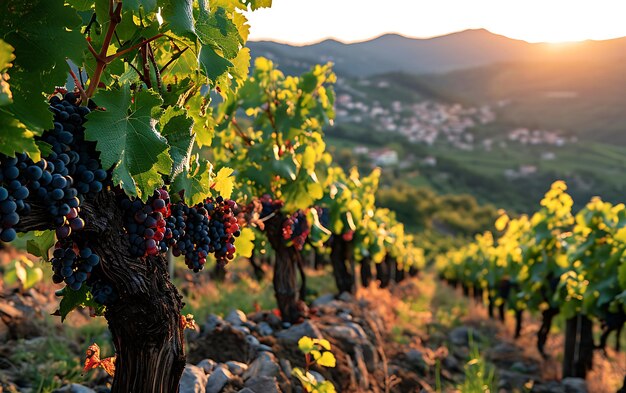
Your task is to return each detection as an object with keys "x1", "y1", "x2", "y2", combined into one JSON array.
[
  {"x1": 248, "y1": 29, "x2": 626, "y2": 77},
  {"x1": 412, "y1": 58, "x2": 626, "y2": 143}
]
